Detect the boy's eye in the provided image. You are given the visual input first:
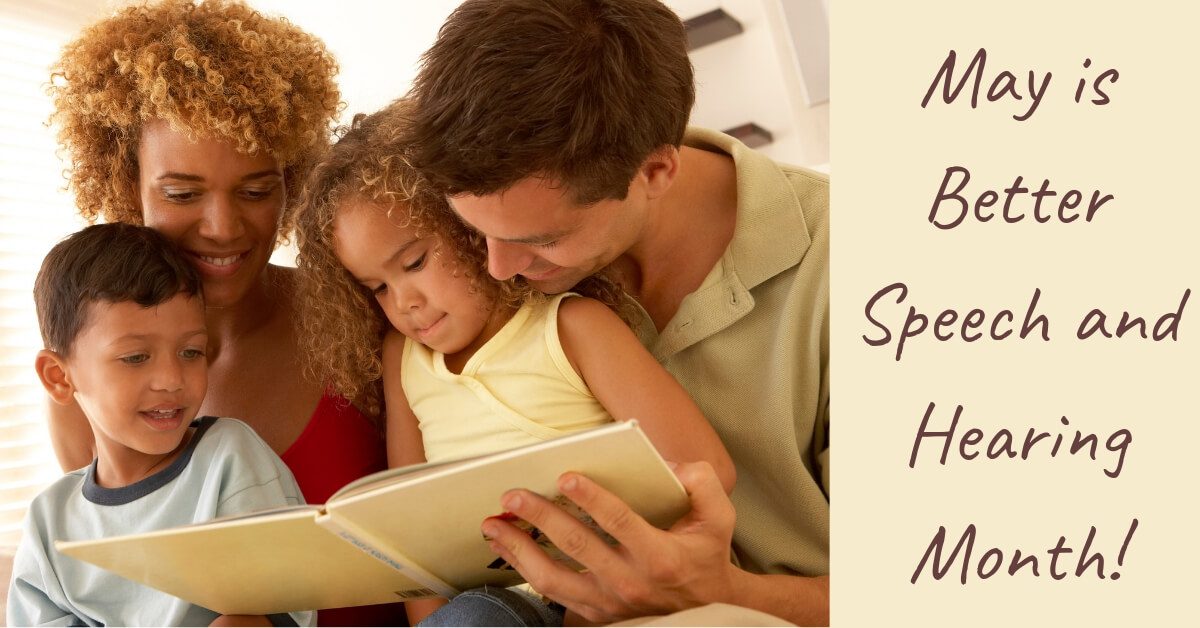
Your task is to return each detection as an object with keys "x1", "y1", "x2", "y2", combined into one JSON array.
[
  {"x1": 120, "y1": 354, "x2": 149, "y2": 365},
  {"x1": 403, "y1": 254, "x2": 427, "y2": 272},
  {"x1": 180, "y1": 348, "x2": 205, "y2": 360}
]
